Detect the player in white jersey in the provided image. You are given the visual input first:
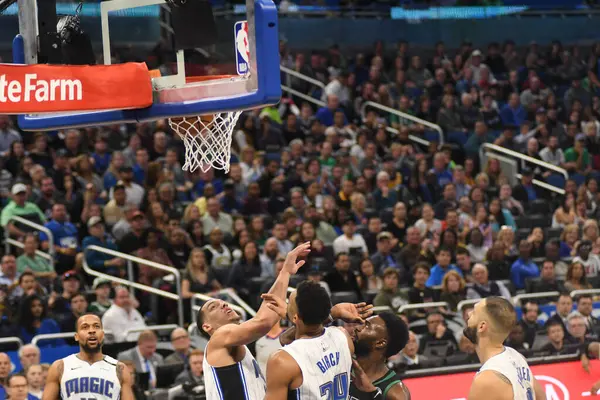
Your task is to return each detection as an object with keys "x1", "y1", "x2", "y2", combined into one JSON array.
[
  {"x1": 197, "y1": 243, "x2": 310, "y2": 400},
  {"x1": 42, "y1": 314, "x2": 134, "y2": 400},
  {"x1": 465, "y1": 297, "x2": 545, "y2": 400},
  {"x1": 265, "y1": 280, "x2": 373, "y2": 400}
]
